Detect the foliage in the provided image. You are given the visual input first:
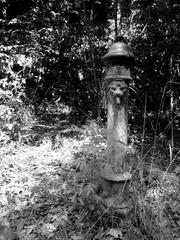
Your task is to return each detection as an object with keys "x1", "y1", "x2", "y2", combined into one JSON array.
[
  {"x1": 1, "y1": 0, "x2": 180, "y2": 128},
  {"x1": 0, "y1": 0, "x2": 113, "y2": 121},
  {"x1": 127, "y1": 0, "x2": 180, "y2": 134}
]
